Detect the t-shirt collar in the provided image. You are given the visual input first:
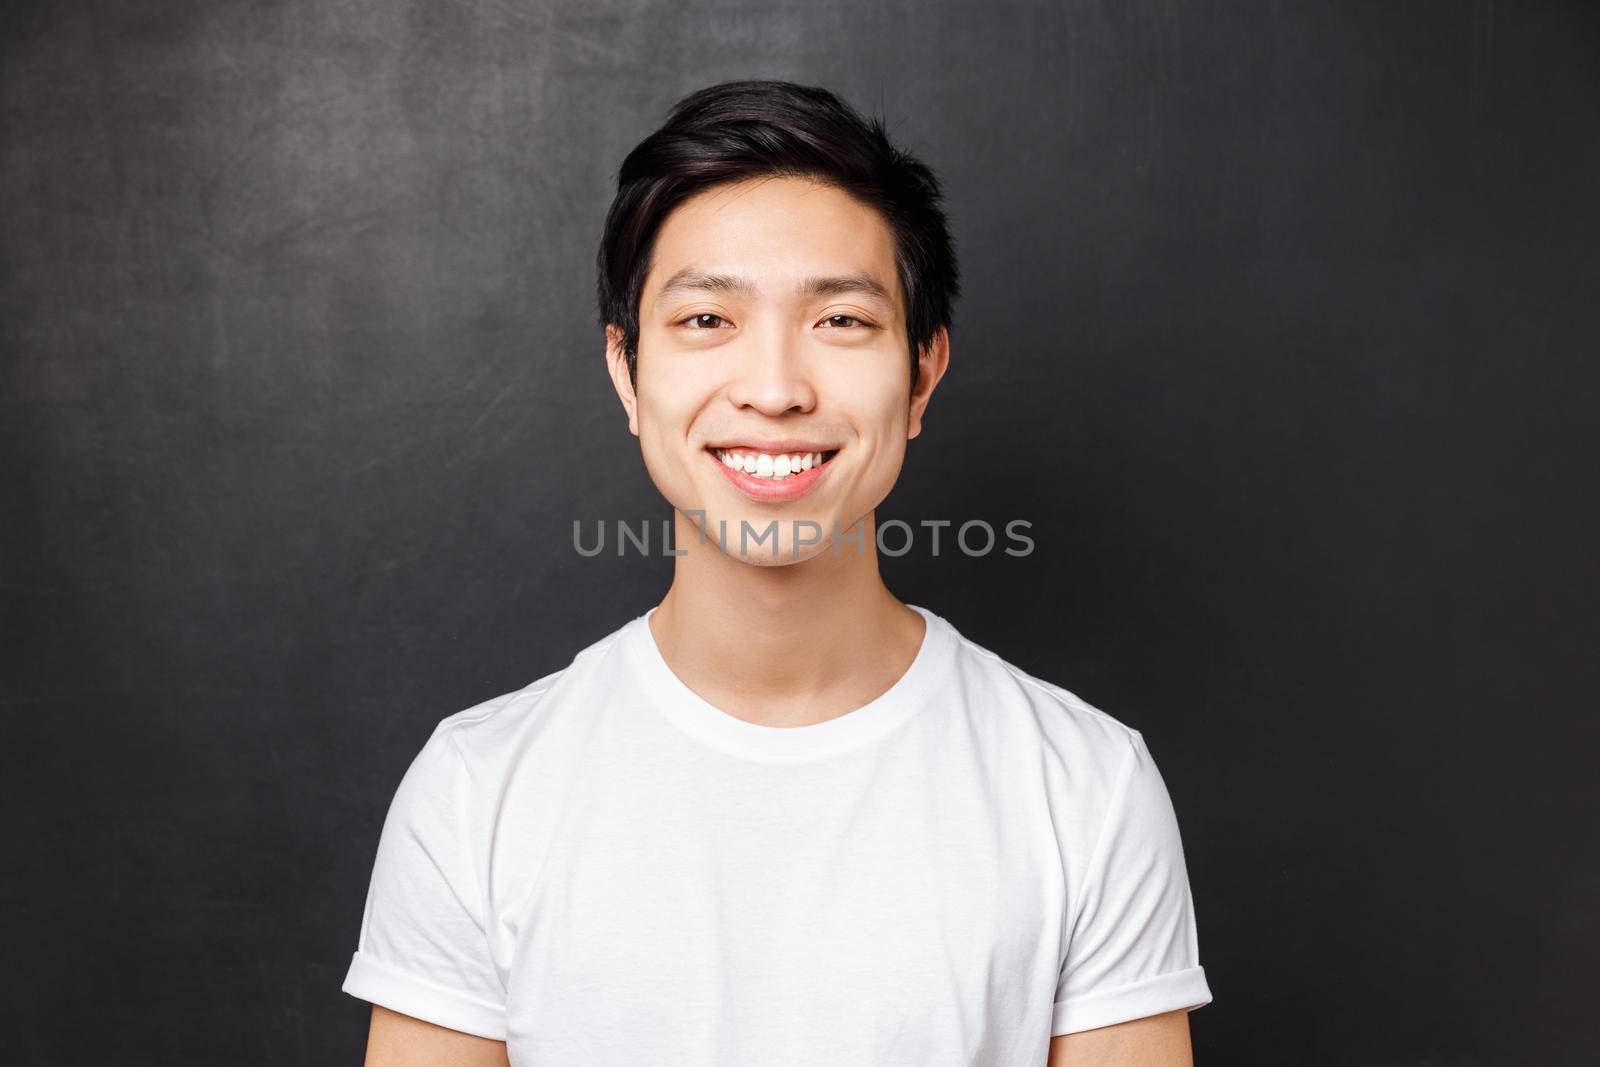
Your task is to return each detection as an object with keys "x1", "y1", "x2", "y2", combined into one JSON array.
[{"x1": 622, "y1": 603, "x2": 954, "y2": 761}]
